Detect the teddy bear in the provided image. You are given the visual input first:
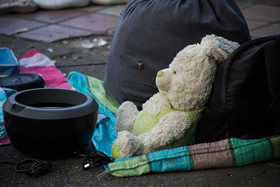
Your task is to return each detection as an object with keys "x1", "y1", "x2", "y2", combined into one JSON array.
[{"x1": 112, "y1": 34, "x2": 239, "y2": 159}]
